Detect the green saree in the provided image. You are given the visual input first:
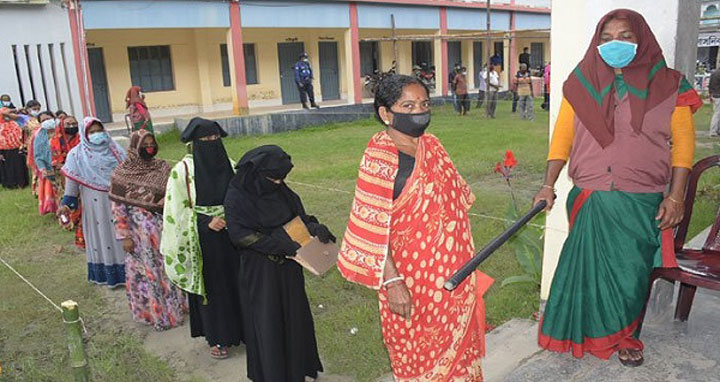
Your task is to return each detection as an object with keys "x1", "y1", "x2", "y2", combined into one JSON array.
[{"x1": 539, "y1": 186, "x2": 677, "y2": 359}]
